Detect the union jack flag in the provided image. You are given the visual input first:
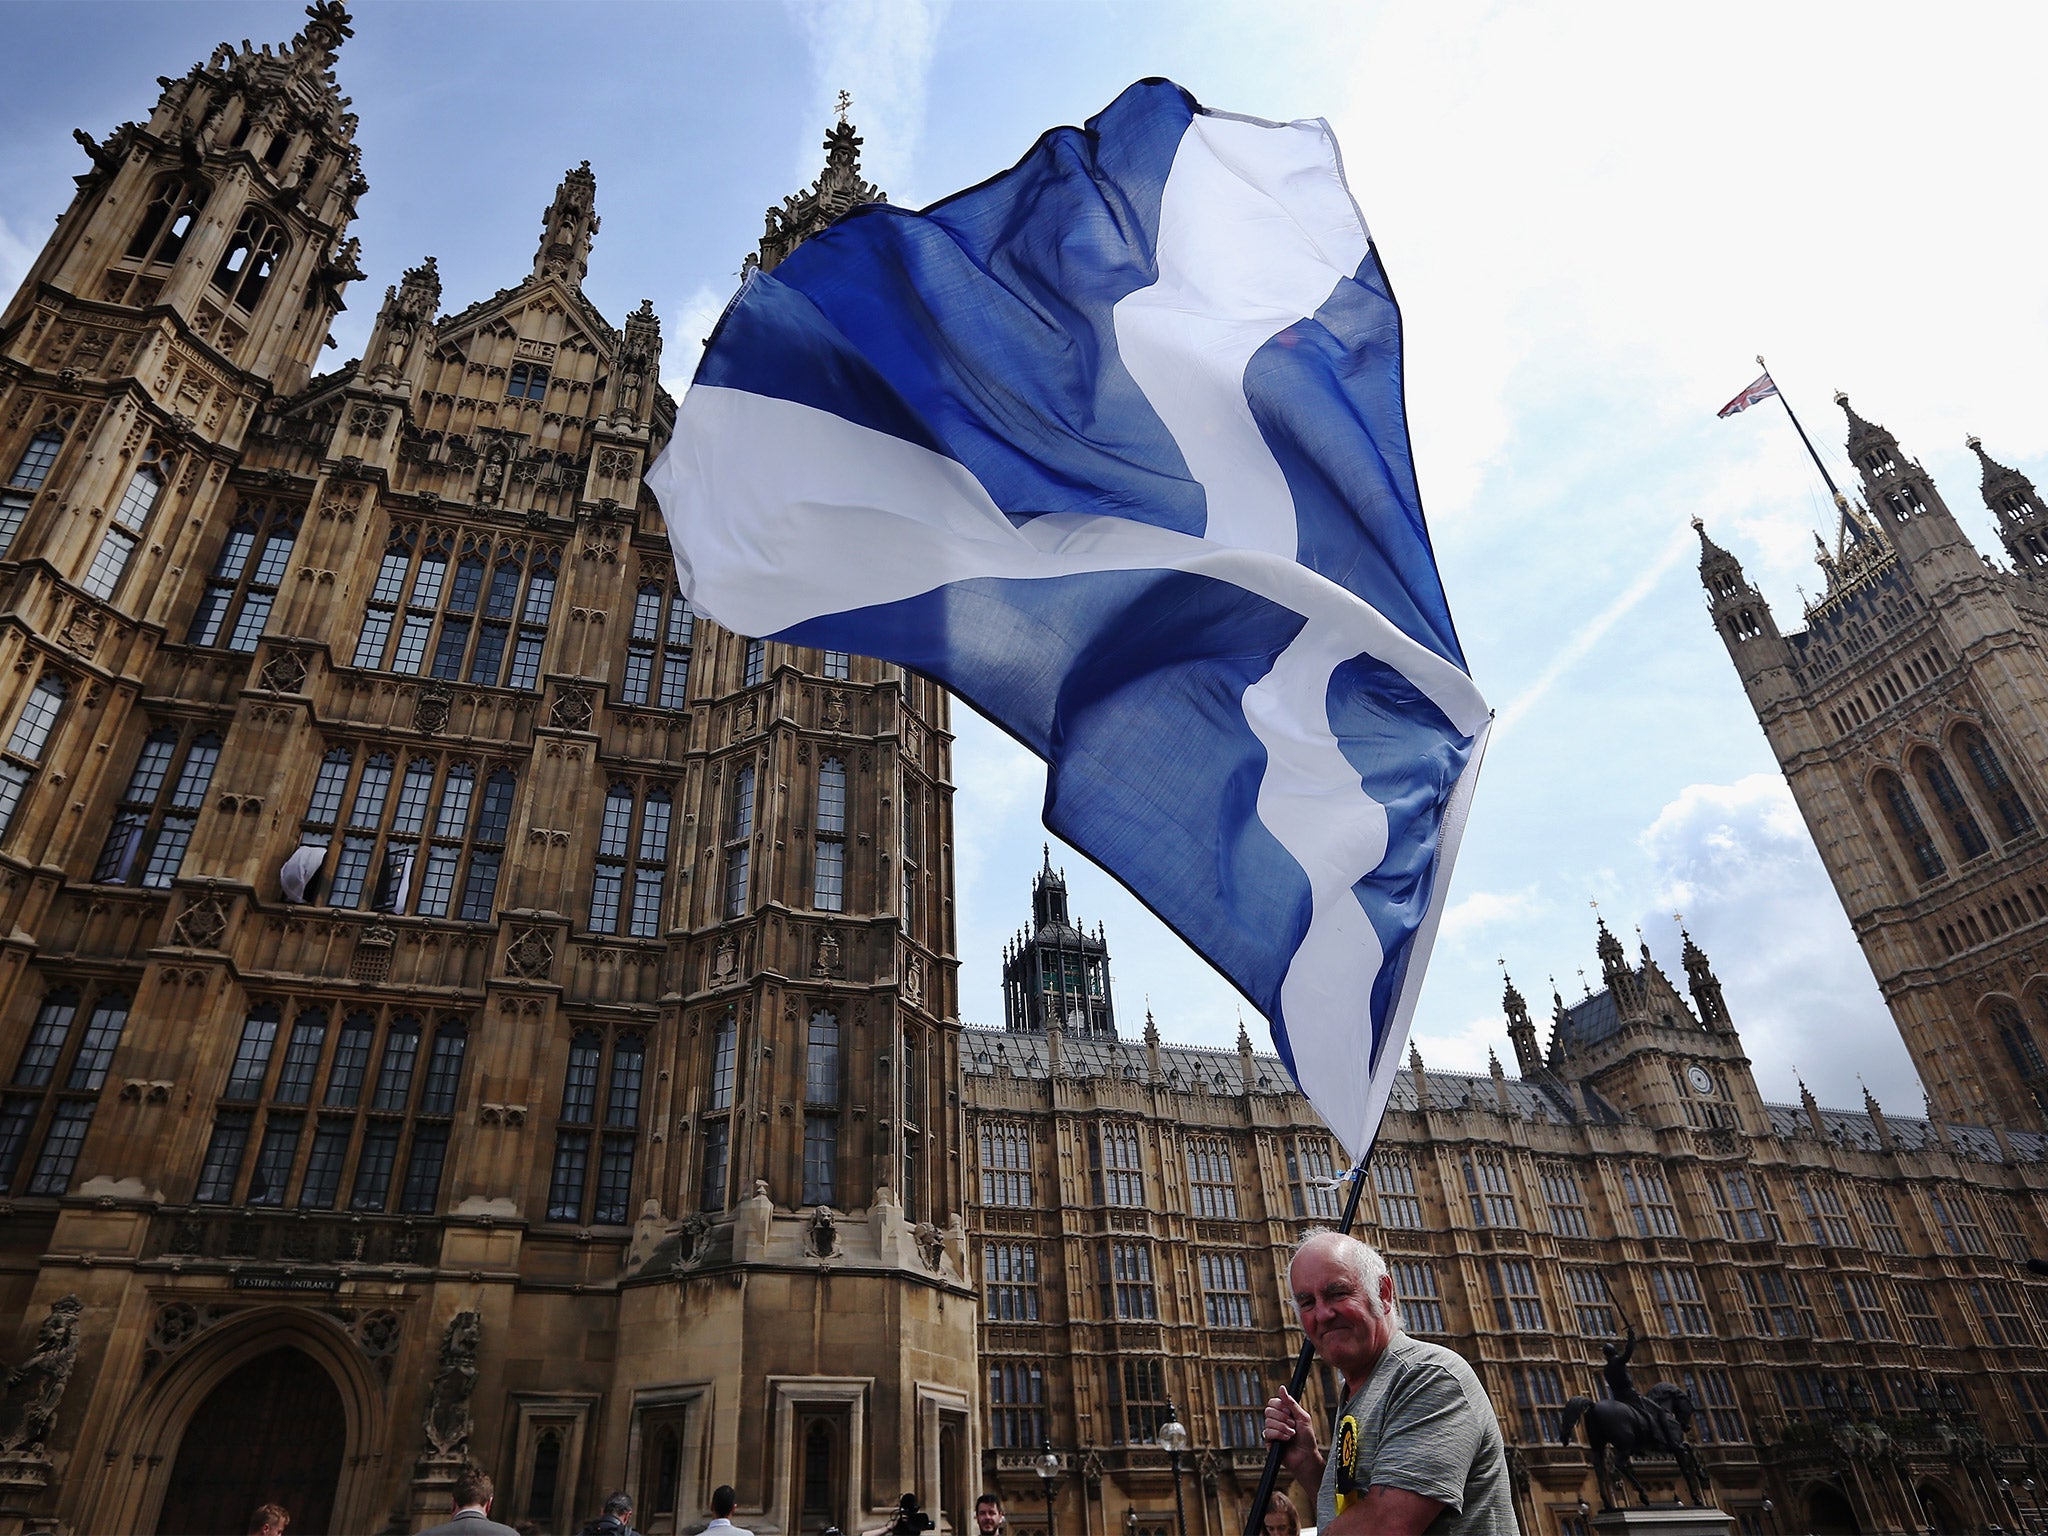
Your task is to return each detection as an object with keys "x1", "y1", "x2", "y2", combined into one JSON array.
[{"x1": 1717, "y1": 371, "x2": 1779, "y2": 418}]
